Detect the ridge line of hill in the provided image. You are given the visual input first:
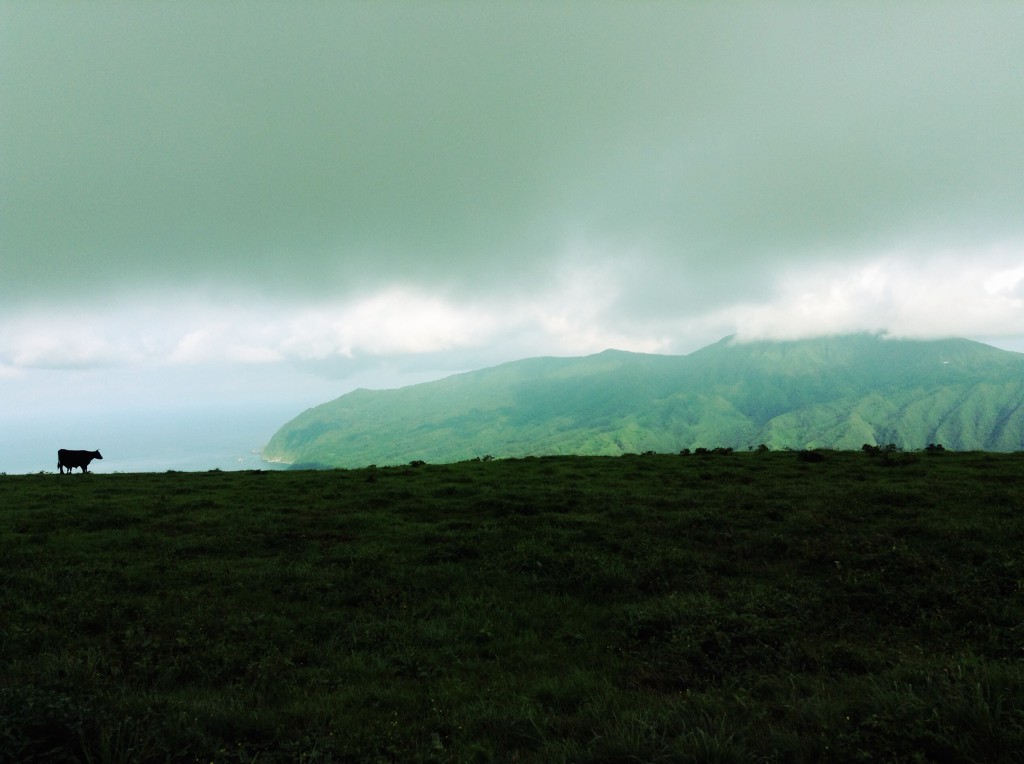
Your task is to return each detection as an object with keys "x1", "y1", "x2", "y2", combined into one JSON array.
[{"x1": 263, "y1": 334, "x2": 1024, "y2": 467}]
